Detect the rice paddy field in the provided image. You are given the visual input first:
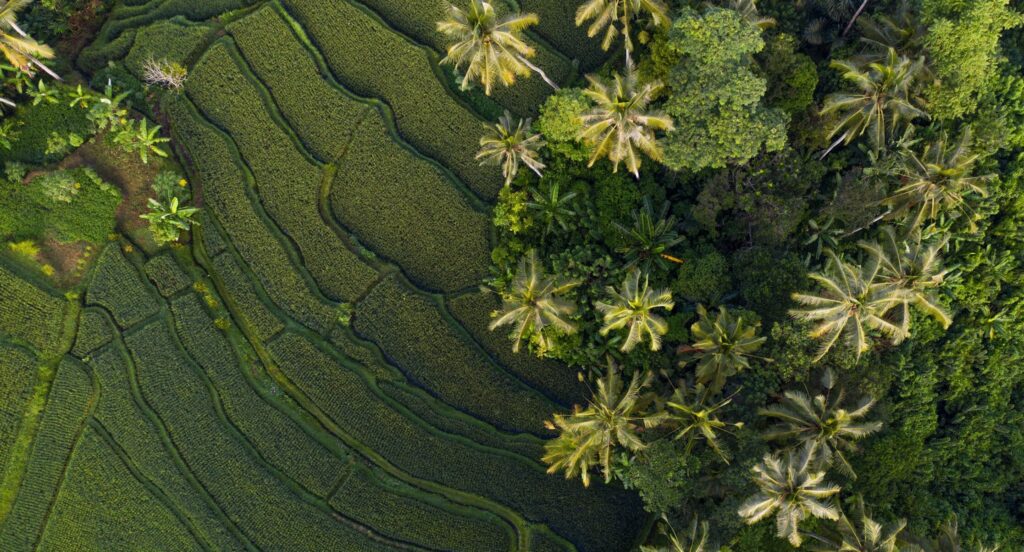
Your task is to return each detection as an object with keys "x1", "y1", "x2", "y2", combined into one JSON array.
[{"x1": 0, "y1": 0, "x2": 648, "y2": 550}]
